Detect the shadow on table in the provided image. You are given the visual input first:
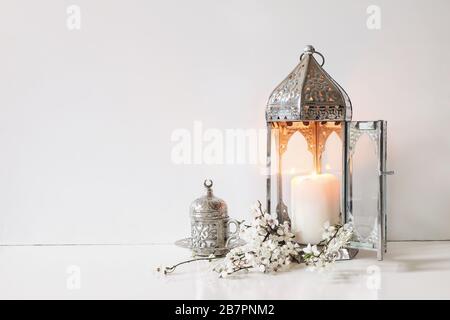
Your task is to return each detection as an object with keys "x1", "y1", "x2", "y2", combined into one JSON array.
[{"x1": 390, "y1": 257, "x2": 450, "y2": 273}]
